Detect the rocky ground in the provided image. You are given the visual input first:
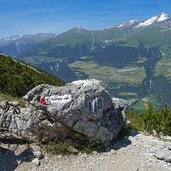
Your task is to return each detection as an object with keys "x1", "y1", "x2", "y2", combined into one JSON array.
[
  {"x1": 0, "y1": 80, "x2": 171, "y2": 171},
  {"x1": 1, "y1": 131, "x2": 171, "y2": 171}
]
